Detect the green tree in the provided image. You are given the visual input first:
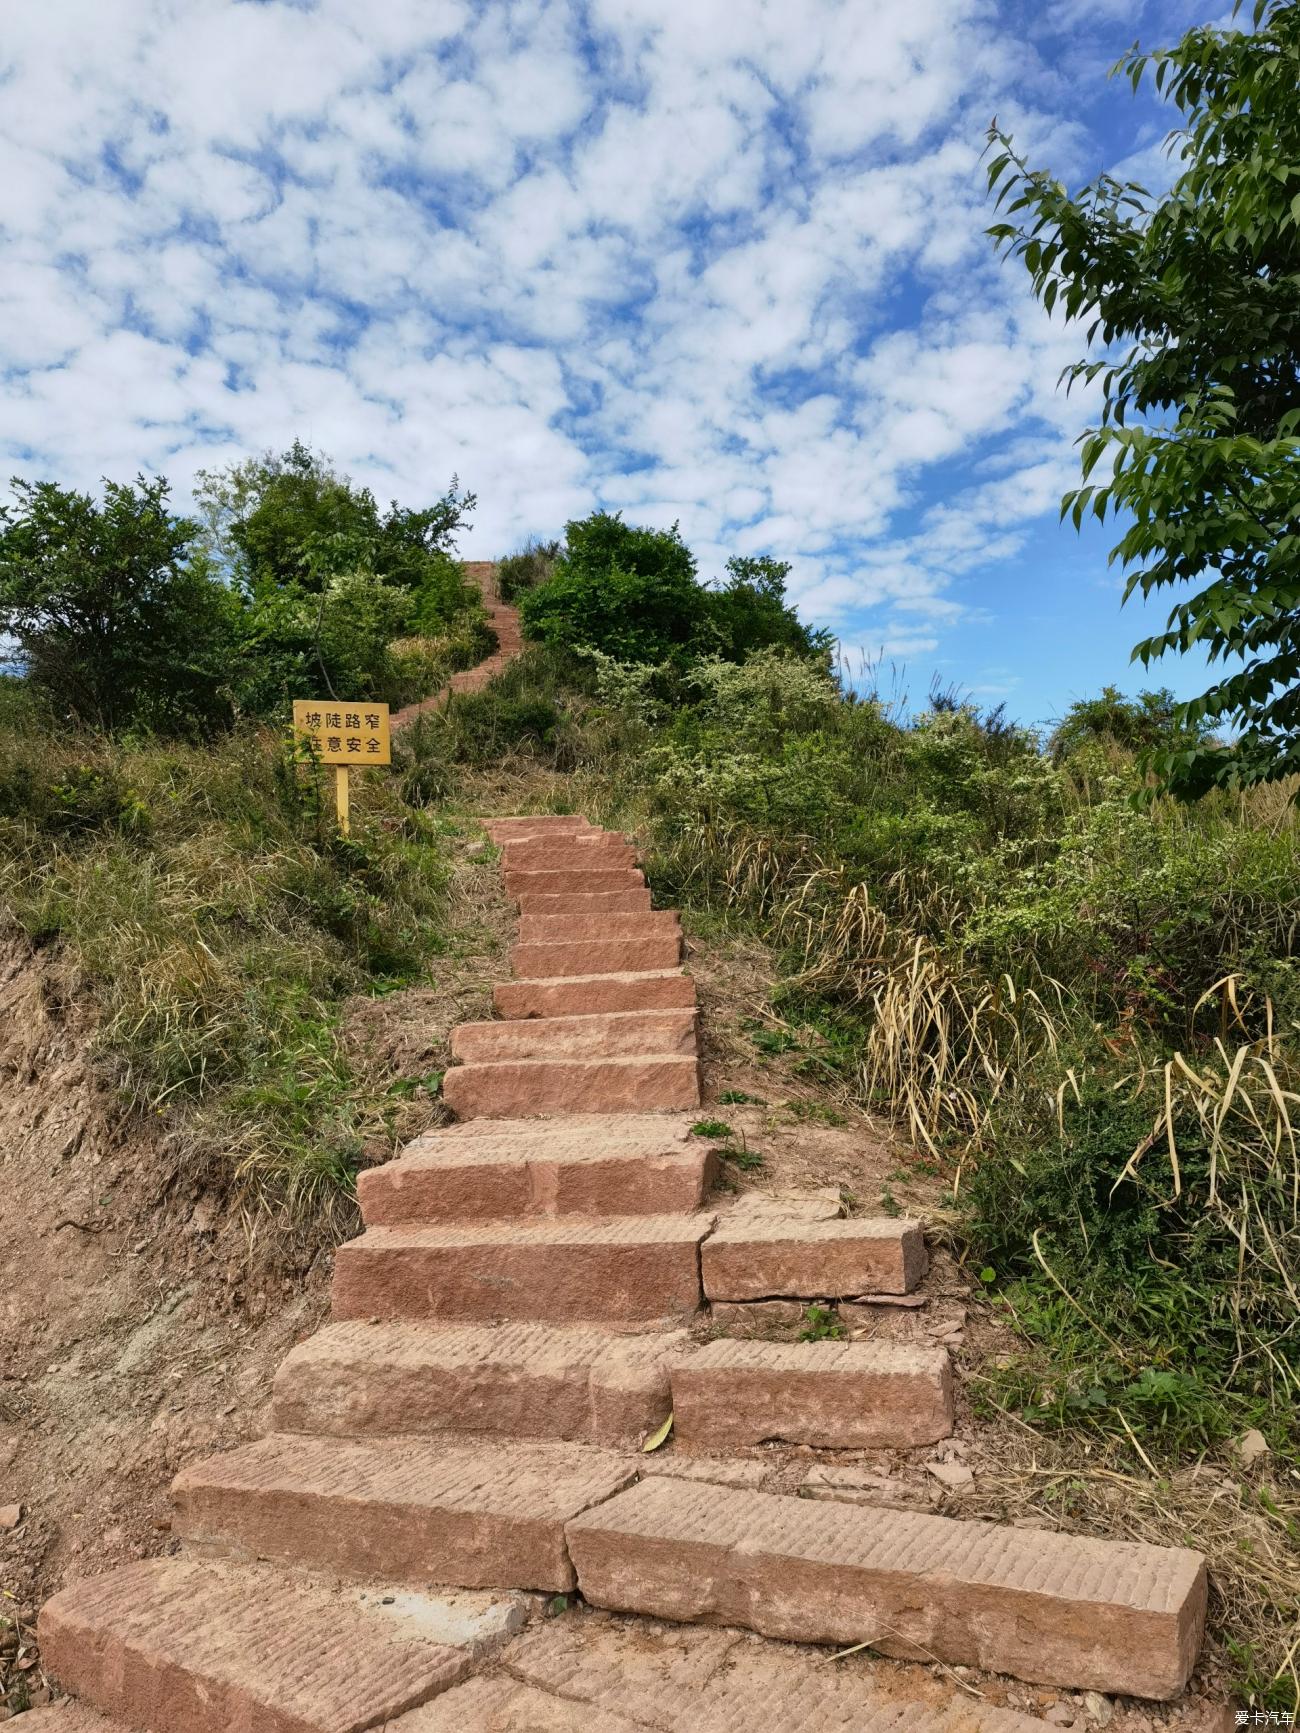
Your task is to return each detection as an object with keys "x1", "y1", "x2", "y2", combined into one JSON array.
[
  {"x1": 987, "y1": 0, "x2": 1300, "y2": 796},
  {"x1": 705, "y1": 556, "x2": 834, "y2": 662},
  {"x1": 519, "y1": 513, "x2": 706, "y2": 663},
  {"x1": 0, "y1": 475, "x2": 233, "y2": 733}
]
